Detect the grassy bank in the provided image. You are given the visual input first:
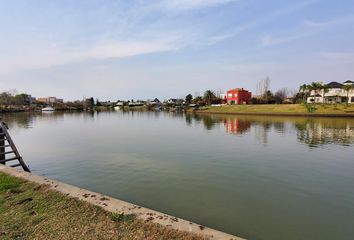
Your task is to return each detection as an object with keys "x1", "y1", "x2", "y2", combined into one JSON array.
[
  {"x1": 0, "y1": 172, "x2": 204, "y2": 240},
  {"x1": 194, "y1": 104, "x2": 354, "y2": 116}
]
